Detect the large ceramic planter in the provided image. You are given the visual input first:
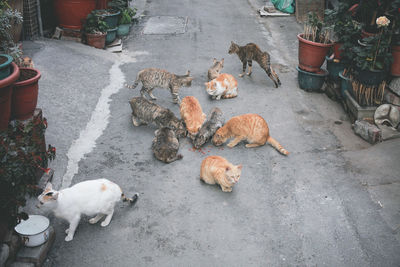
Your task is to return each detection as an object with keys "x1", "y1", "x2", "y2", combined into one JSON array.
[
  {"x1": 354, "y1": 67, "x2": 387, "y2": 86},
  {"x1": 117, "y1": 24, "x2": 130, "y2": 37},
  {"x1": 96, "y1": 10, "x2": 120, "y2": 28},
  {"x1": 297, "y1": 66, "x2": 328, "y2": 92},
  {"x1": 326, "y1": 56, "x2": 345, "y2": 82},
  {"x1": 0, "y1": 63, "x2": 20, "y2": 131},
  {"x1": 12, "y1": 68, "x2": 41, "y2": 120},
  {"x1": 391, "y1": 45, "x2": 400, "y2": 77},
  {"x1": 0, "y1": 54, "x2": 14, "y2": 80},
  {"x1": 86, "y1": 32, "x2": 106, "y2": 49},
  {"x1": 297, "y1": 34, "x2": 333, "y2": 73},
  {"x1": 339, "y1": 71, "x2": 353, "y2": 98},
  {"x1": 54, "y1": 0, "x2": 96, "y2": 29},
  {"x1": 106, "y1": 27, "x2": 118, "y2": 44}
]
